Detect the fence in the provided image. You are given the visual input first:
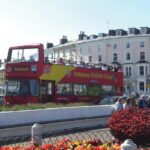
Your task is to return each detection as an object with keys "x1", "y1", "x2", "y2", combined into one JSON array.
[
  {"x1": 0, "y1": 124, "x2": 113, "y2": 147},
  {"x1": 1, "y1": 125, "x2": 149, "y2": 149}
]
